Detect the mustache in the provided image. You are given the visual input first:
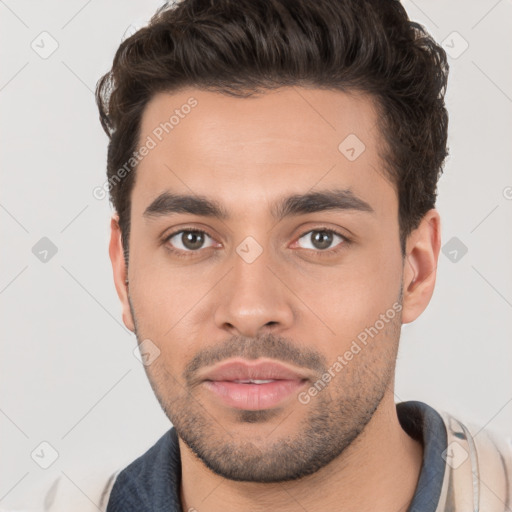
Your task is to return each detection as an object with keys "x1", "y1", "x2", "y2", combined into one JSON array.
[{"x1": 184, "y1": 333, "x2": 328, "y2": 386}]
